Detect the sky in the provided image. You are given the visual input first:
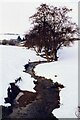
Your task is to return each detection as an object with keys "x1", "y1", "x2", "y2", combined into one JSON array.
[{"x1": 0, "y1": 0, "x2": 79, "y2": 35}]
